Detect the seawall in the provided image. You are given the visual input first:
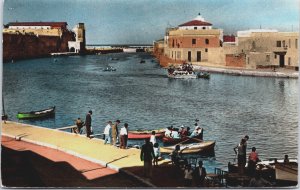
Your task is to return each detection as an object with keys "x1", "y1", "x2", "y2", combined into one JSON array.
[{"x1": 194, "y1": 65, "x2": 298, "y2": 78}]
